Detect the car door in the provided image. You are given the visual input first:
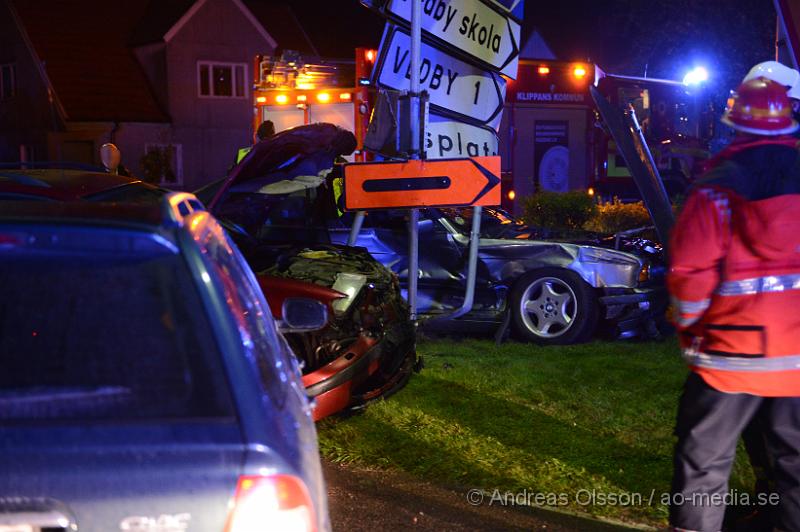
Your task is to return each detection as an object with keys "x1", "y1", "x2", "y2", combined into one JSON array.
[{"x1": 331, "y1": 209, "x2": 489, "y2": 315}]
